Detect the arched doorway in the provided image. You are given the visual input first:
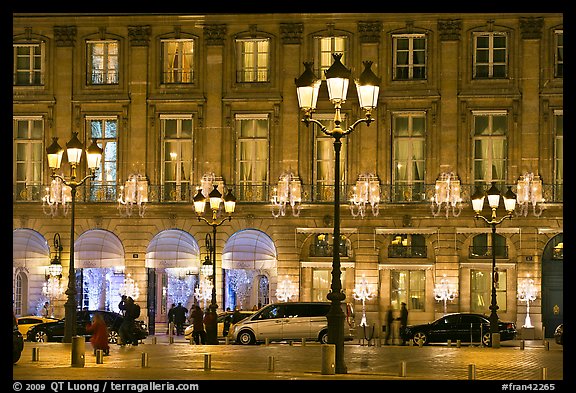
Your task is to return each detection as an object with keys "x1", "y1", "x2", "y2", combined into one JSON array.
[{"x1": 542, "y1": 233, "x2": 563, "y2": 338}]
